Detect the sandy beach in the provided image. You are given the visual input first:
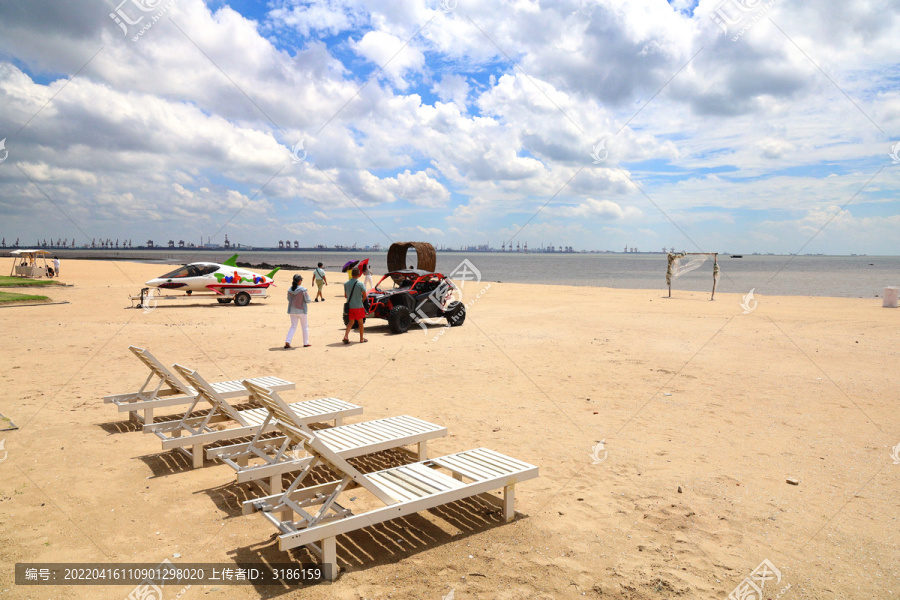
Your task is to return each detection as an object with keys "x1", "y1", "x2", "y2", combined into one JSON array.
[{"x1": 0, "y1": 258, "x2": 897, "y2": 599}]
